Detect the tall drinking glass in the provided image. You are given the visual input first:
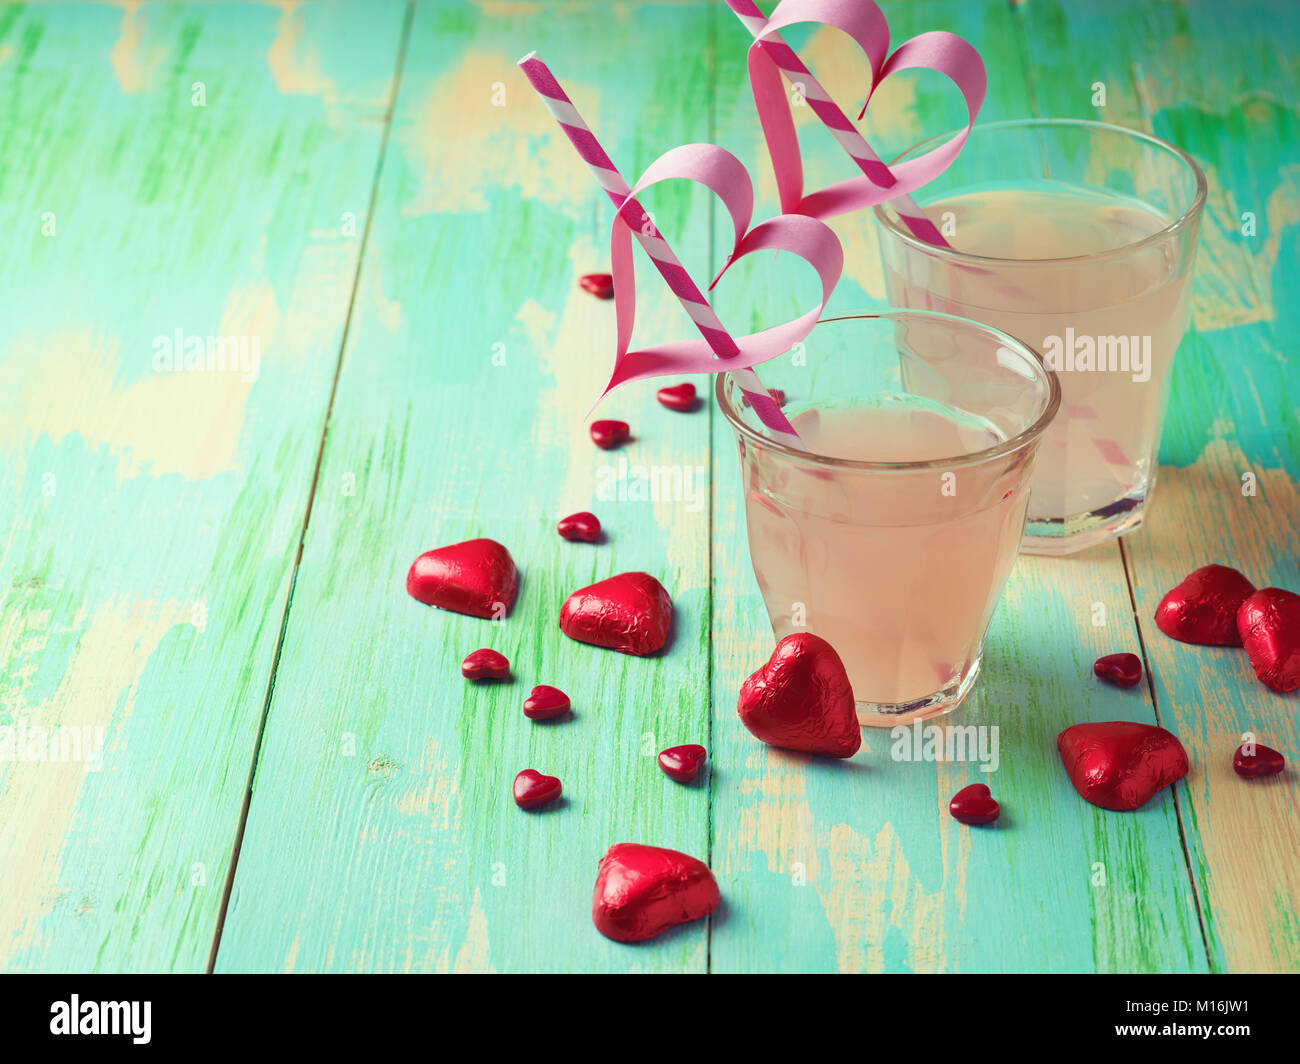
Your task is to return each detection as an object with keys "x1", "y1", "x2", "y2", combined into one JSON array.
[
  {"x1": 874, "y1": 119, "x2": 1206, "y2": 554},
  {"x1": 717, "y1": 312, "x2": 1060, "y2": 726}
]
